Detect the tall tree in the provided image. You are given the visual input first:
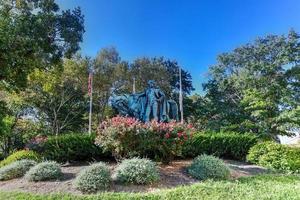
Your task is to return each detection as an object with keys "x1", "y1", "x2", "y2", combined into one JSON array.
[
  {"x1": 130, "y1": 57, "x2": 194, "y2": 98},
  {"x1": 92, "y1": 47, "x2": 131, "y2": 124},
  {"x1": 0, "y1": 0, "x2": 85, "y2": 90},
  {"x1": 202, "y1": 30, "x2": 300, "y2": 139},
  {"x1": 25, "y1": 56, "x2": 89, "y2": 135}
]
